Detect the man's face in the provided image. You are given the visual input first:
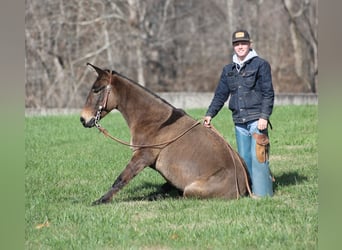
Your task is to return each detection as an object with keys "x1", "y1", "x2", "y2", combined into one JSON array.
[{"x1": 233, "y1": 41, "x2": 251, "y2": 60}]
